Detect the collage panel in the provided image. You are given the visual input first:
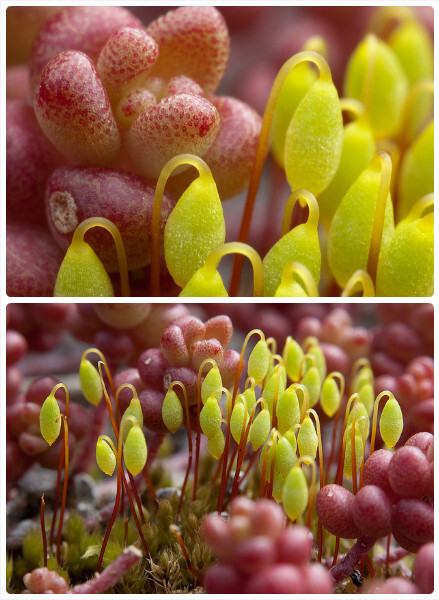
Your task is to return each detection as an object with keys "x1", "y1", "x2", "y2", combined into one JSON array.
[
  {"x1": 5, "y1": 302, "x2": 434, "y2": 594},
  {"x1": 5, "y1": 4, "x2": 433, "y2": 298}
]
